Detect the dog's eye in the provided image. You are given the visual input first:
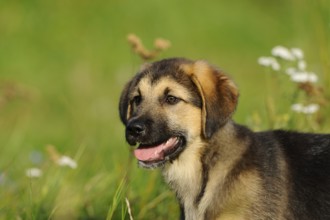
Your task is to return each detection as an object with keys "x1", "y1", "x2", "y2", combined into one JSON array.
[
  {"x1": 133, "y1": 95, "x2": 142, "y2": 105},
  {"x1": 165, "y1": 95, "x2": 180, "y2": 105}
]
